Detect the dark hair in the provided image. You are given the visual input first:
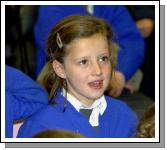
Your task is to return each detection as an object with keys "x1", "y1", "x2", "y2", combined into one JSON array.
[
  {"x1": 33, "y1": 129, "x2": 85, "y2": 138},
  {"x1": 40, "y1": 15, "x2": 117, "y2": 101},
  {"x1": 137, "y1": 104, "x2": 155, "y2": 138}
]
